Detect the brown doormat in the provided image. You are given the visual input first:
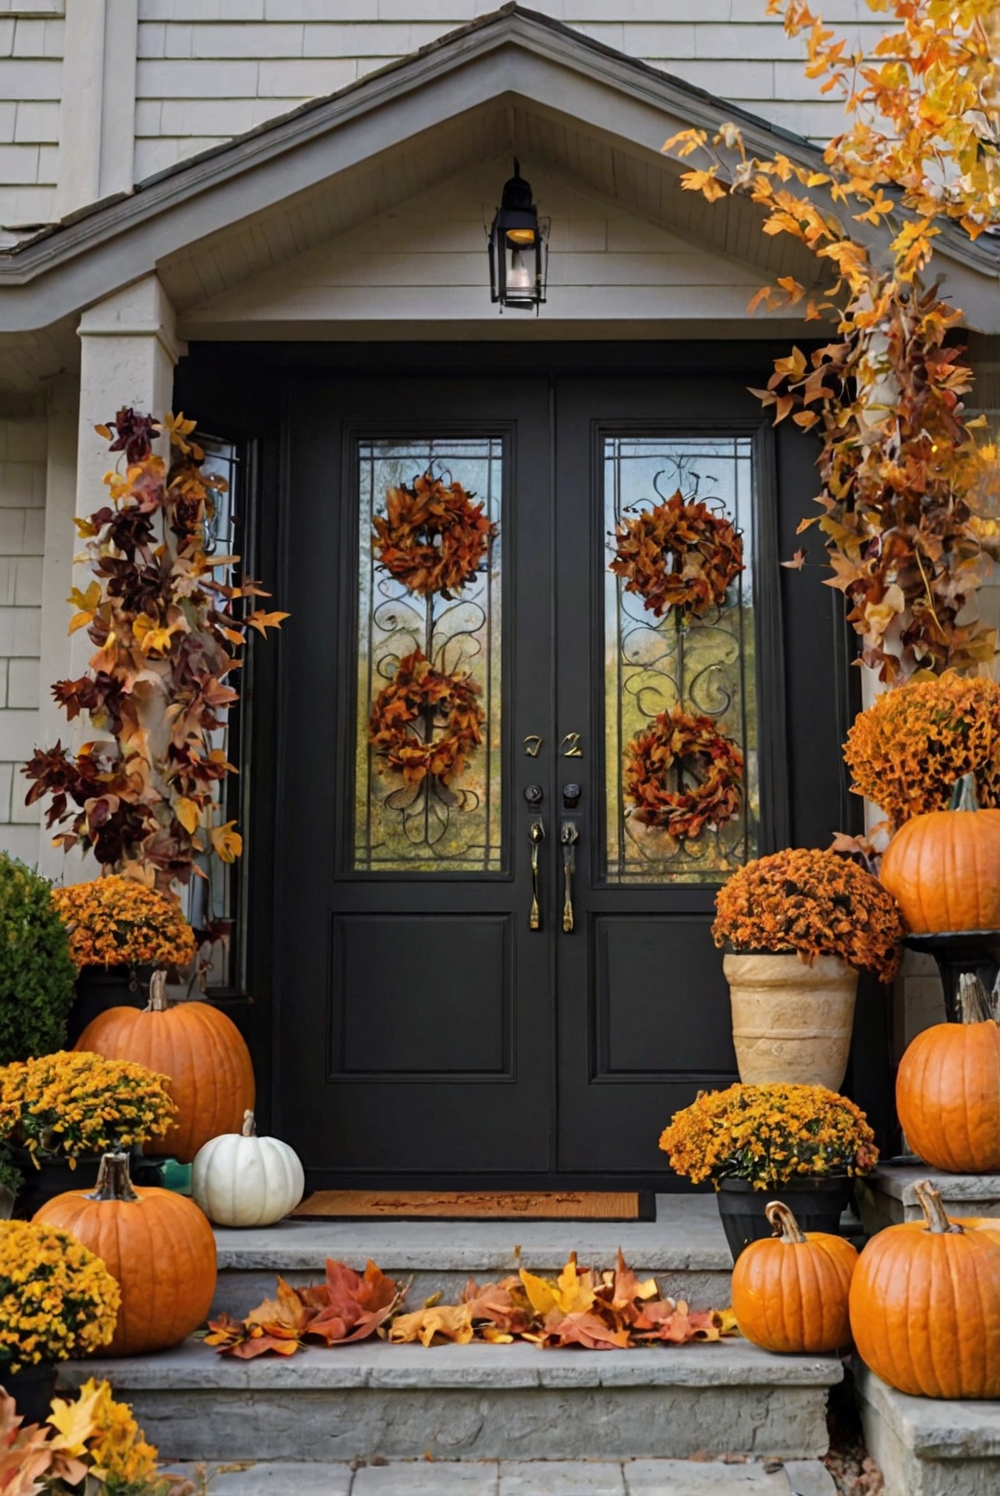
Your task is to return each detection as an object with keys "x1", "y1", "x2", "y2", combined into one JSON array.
[{"x1": 290, "y1": 1190, "x2": 654, "y2": 1221}]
